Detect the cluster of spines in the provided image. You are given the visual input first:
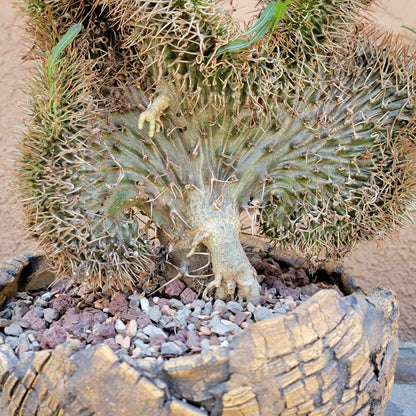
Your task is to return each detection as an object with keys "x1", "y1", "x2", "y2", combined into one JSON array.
[{"x1": 17, "y1": 0, "x2": 153, "y2": 290}]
